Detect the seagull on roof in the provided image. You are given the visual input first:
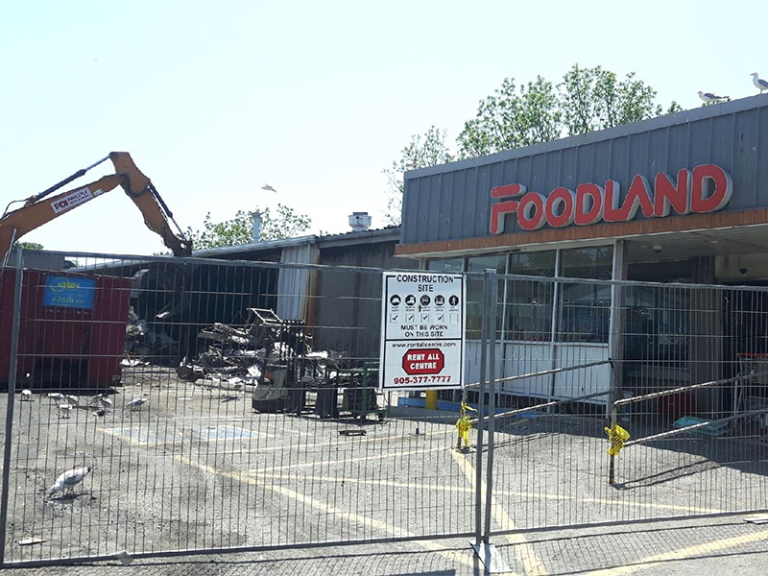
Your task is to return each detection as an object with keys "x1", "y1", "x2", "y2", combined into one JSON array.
[
  {"x1": 698, "y1": 91, "x2": 728, "y2": 104},
  {"x1": 752, "y1": 72, "x2": 768, "y2": 93},
  {"x1": 261, "y1": 184, "x2": 277, "y2": 193}
]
